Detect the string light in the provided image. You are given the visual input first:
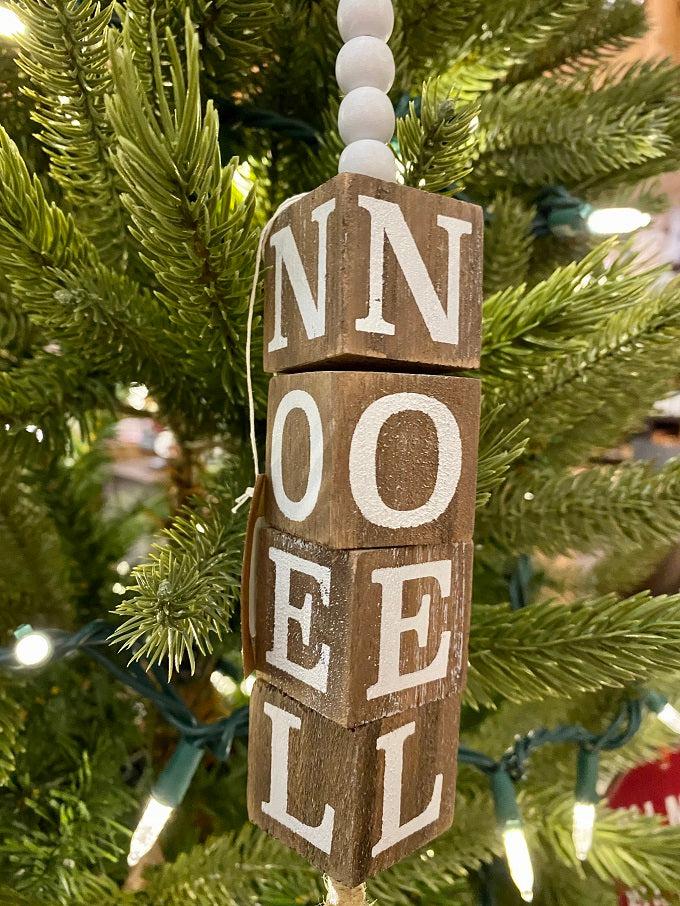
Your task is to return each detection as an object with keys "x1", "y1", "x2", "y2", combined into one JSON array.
[
  {"x1": 2, "y1": 617, "x2": 674, "y2": 894},
  {"x1": 587, "y1": 207, "x2": 651, "y2": 235},
  {"x1": 492, "y1": 769, "x2": 534, "y2": 902},
  {"x1": 13, "y1": 625, "x2": 52, "y2": 667},
  {"x1": 128, "y1": 797, "x2": 174, "y2": 867},
  {"x1": 572, "y1": 747, "x2": 600, "y2": 861},
  {"x1": 0, "y1": 6, "x2": 25, "y2": 36},
  {"x1": 128, "y1": 739, "x2": 204, "y2": 866},
  {"x1": 646, "y1": 692, "x2": 680, "y2": 734},
  {"x1": 210, "y1": 669, "x2": 238, "y2": 698}
]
